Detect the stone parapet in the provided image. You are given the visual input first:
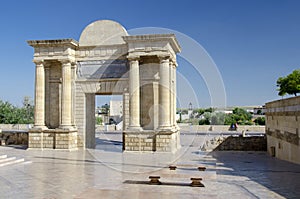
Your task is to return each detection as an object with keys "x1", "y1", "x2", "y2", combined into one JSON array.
[
  {"x1": 214, "y1": 136, "x2": 267, "y2": 151},
  {"x1": 0, "y1": 131, "x2": 28, "y2": 145}
]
